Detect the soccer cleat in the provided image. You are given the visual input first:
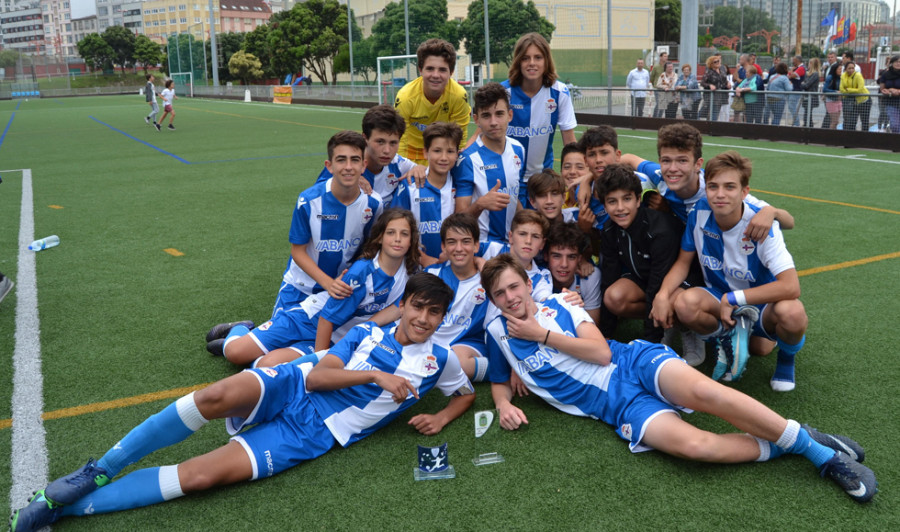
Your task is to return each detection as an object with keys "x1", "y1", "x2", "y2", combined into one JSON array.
[
  {"x1": 205, "y1": 320, "x2": 255, "y2": 343},
  {"x1": 9, "y1": 490, "x2": 62, "y2": 532},
  {"x1": 168, "y1": 124, "x2": 175, "y2": 130},
  {"x1": 819, "y1": 452, "x2": 877, "y2": 503},
  {"x1": 729, "y1": 305, "x2": 760, "y2": 380},
  {"x1": 0, "y1": 275, "x2": 13, "y2": 305},
  {"x1": 711, "y1": 334, "x2": 733, "y2": 381},
  {"x1": 44, "y1": 458, "x2": 109, "y2": 506},
  {"x1": 155, "y1": 123, "x2": 161, "y2": 131},
  {"x1": 802, "y1": 424, "x2": 865, "y2": 463},
  {"x1": 680, "y1": 330, "x2": 706, "y2": 367},
  {"x1": 206, "y1": 338, "x2": 226, "y2": 357},
  {"x1": 145, "y1": 116, "x2": 150, "y2": 124}
]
